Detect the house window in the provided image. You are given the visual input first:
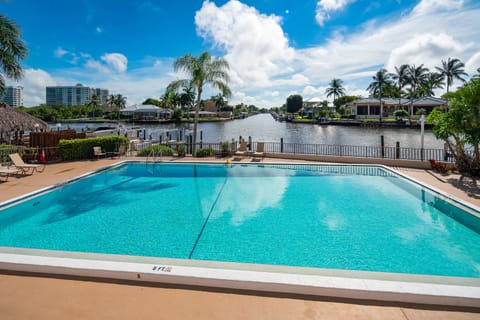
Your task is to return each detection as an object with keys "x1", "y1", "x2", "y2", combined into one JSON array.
[
  {"x1": 370, "y1": 106, "x2": 380, "y2": 115},
  {"x1": 357, "y1": 106, "x2": 368, "y2": 115}
]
